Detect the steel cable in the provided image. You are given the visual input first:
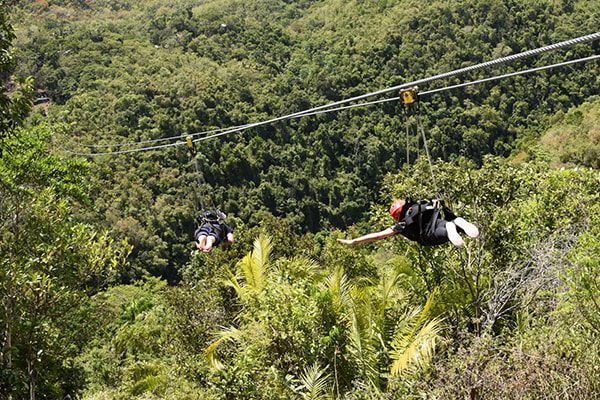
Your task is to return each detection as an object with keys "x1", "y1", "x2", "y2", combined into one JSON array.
[{"x1": 62, "y1": 33, "x2": 600, "y2": 157}]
